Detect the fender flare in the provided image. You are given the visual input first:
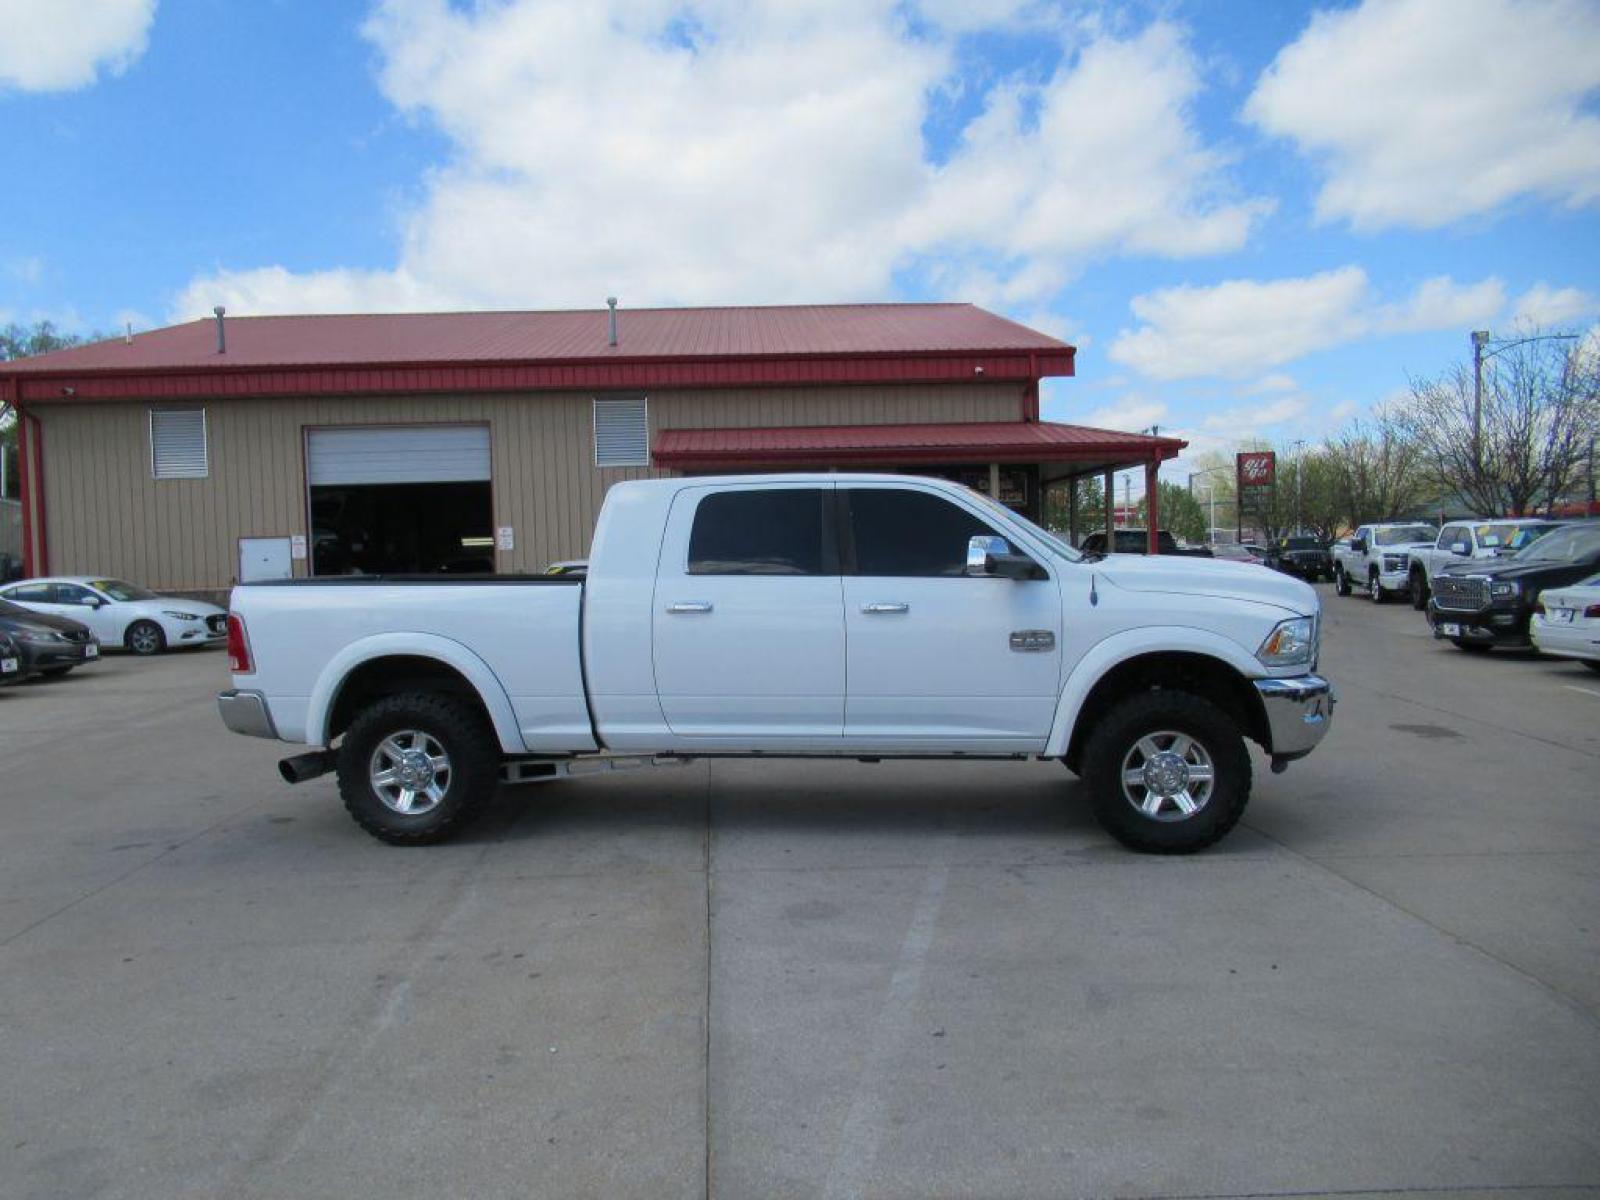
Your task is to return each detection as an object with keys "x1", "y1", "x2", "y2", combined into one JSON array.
[
  {"x1": 1043, "y1": 626, "x2": 1264, "y2": 758},
  {"x1": 305, "y1": 632, "x2": 526, "y2": 753}
]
